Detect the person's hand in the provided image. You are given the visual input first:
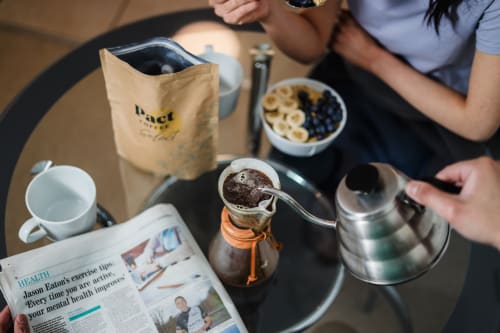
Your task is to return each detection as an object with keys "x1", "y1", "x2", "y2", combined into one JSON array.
[
  {"x1": 405, "y1": 157, "x2": 500, "y2": 250},
  {"x1": 208, "y1": 0, "x2": 270, "y2": 25},
  {"x1": 0, "y1": 306, "x2": 29, "y2": 333},
  {"x1": 330, "y1": 10, "x2": 385, "y2": 72}
]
